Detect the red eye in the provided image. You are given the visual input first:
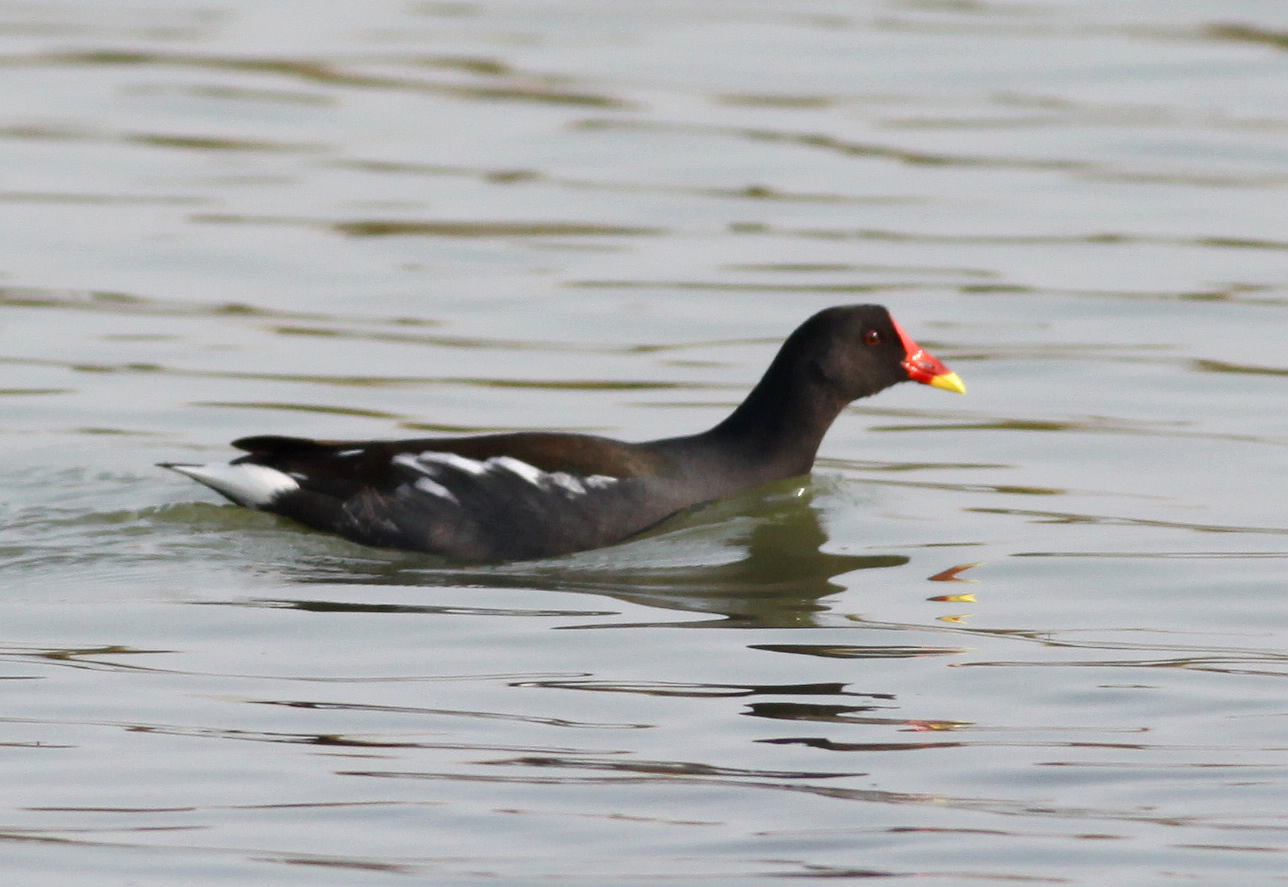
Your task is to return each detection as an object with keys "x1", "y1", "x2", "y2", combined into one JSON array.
[{"x1": 863, "y1": 329, "x2": 882, "y2": 346}]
